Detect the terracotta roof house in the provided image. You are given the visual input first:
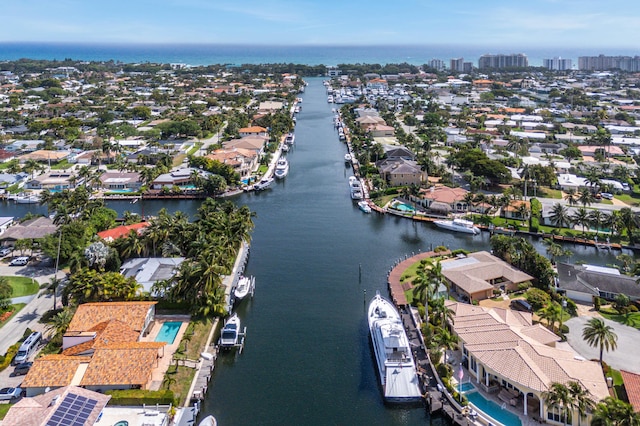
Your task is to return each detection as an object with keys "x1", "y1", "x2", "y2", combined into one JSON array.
[
  {"x1": 17, "y1": 150, "x2": 70, "y2": 163},
  {"x1": 2, "y1": 385, "x2": 110, "y2": 426},
  {"x1": 96, "y1": 222, "x2": 149, "y2": 242},
  {"x1": 207, "y1": 147, "x2": 258, "y2": 180},
  {"x1": 440, "y1": 251, "x2": 534, "y2": 302},
  {"x1": 376, "y1": 158, "x2": 426, "y2": 186},
  {"x1": 556, "y1": 262, "x2": 640, "y2": 304},
  {"x1": 238, "y1": 126, "x2": 268, "y2": 137},
  {"x1": 25, "y1": 171, "x2": 76, "y2": 190},
  {"x1": 223, "y1": 136, "x2": 268, "y2": 157},
  {"x1": 416, "y1": 185, "x2": 470, "y2": 213},
  {"x1": 446, "y1": 300, "x2": 608, "y2": 424},
  {"x1": 67, "y1": 302, "x2": 156, "y2": 336},
  {"x1": 621, "y1": 370, "x2": 640, "y2": 413},
  {"x1": 501, "y1": 200, "x2": 531, "y2": 220},
  {"x1": 369, "y1": 124, "x2": 395, "y2": 138},
  {"x1": 21, "y1": 355, "x2": 92, "y2": 397}
]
